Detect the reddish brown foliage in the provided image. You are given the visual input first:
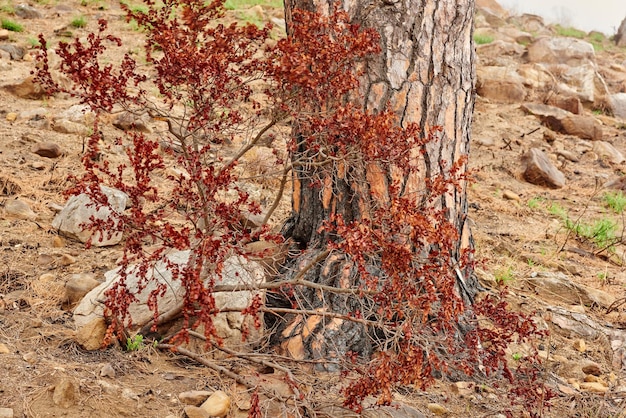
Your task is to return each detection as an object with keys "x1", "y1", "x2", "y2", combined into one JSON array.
[{"x1": 35, "y1": 1, "x2": 553, "y2": 415}]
